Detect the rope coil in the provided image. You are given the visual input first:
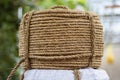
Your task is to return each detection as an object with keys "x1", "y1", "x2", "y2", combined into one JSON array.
[{"x1": 7, "y1": 6, "x2": 103, "y2": 80}]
